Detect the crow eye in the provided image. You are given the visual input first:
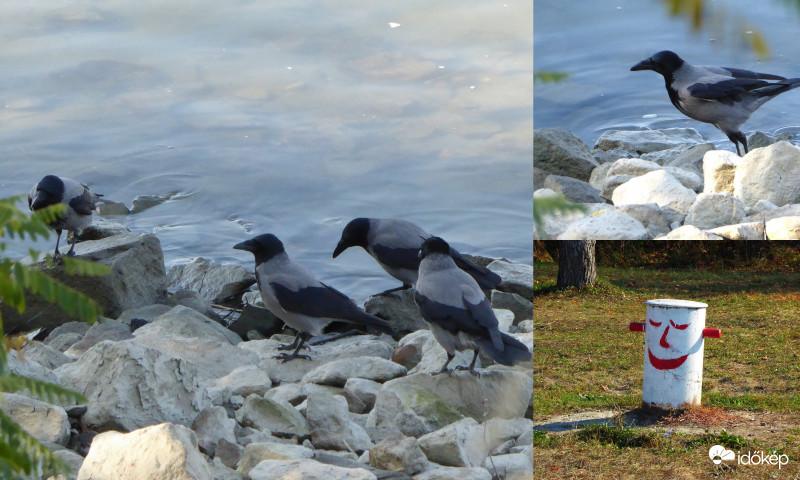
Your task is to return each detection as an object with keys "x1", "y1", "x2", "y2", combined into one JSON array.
[{"x1": 648, "y1": 319, "x2": 661, "y2": 327}]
